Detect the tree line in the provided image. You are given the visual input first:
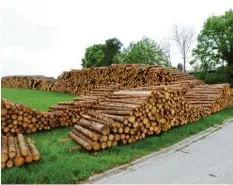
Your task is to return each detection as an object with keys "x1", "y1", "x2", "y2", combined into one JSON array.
[{"x1": 81, "y1": 9, "x2": 233, "y2": 85}]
